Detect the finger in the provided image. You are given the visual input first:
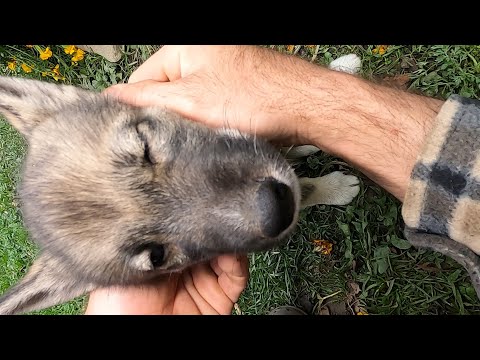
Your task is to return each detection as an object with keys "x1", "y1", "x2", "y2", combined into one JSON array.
[
  {"x1": 128, "y1": 46, "x2": 182, "y2": 84},
  {"x1": 181, "y1": 268, "x2": 219, "y2": 315},
  {"x1": 216, "y1": 254, "x2": 249, "y2": 278},
  {"x1": 104, "y1": 80, "x2": 194, "y2": 113},
  {"x1": 171, "y1": 281, "x2": 203, "y2": 315},
  {"x1": 190, "y1": 262, "x2": 234, "y2": 314},
  {"x1": 214, "y1": 254, "x2": 249, "y2": 303}
]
